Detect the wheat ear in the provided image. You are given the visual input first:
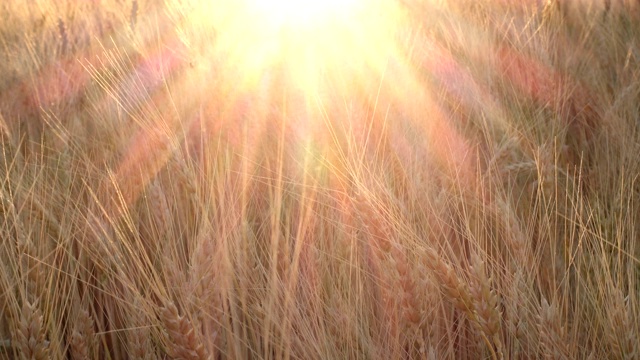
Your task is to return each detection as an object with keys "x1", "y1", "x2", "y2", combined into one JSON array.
[
  {"x1": 129, "y1": 300, "x2": 159, "y2": 360},
  {"x1": 69, "y1": 308, "x2": 95, "y2": 360},
  {"x1": 469, "y1": 254, "x2": 503, "y2": 358},
  {"x1": 159, "y1": 302, "x2": 207, "y2": 360},
  {"x1": 537, "y1": 297, "x2": 568, "y2": 359},
  {"x1": 15, "y1": 300, "x2": 49, "y2": 360}
]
